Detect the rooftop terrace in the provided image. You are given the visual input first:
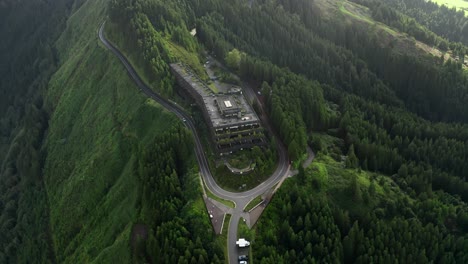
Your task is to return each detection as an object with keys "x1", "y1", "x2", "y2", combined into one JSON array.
[{"x1": 171, "y1": 63, "x2": 260, "y2": 128}]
